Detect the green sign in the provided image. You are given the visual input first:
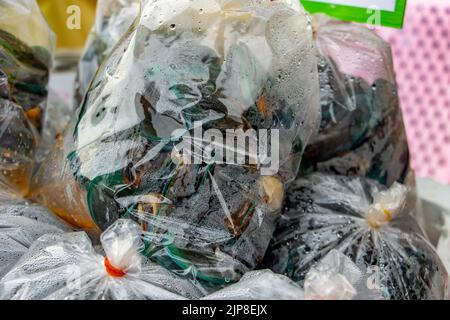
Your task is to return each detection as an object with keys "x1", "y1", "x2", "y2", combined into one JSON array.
[{"x1": 301, "y1": 0, "x2": 407, "y2": 28}]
